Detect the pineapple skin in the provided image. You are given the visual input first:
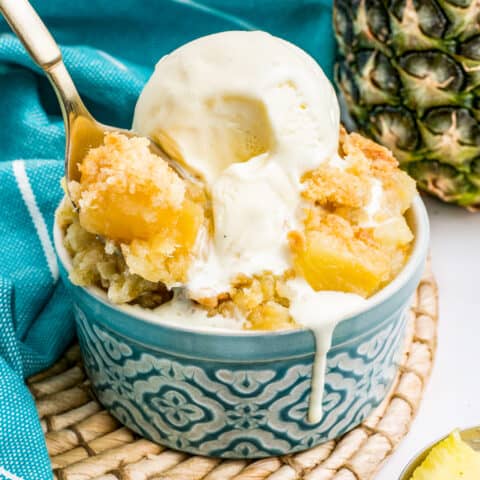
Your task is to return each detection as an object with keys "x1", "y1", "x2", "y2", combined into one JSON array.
[{"x1": 333, "y1": 0, "x2": 480, "y2": 210}]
